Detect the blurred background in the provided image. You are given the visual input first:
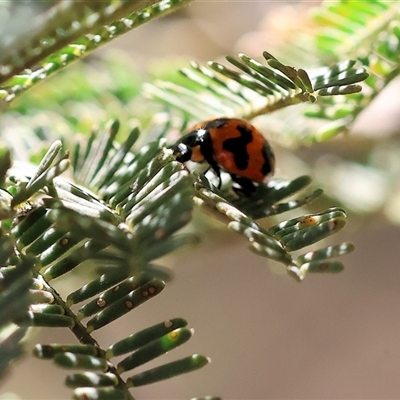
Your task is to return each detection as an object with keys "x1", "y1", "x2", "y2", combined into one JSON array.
[{"x1": 2, "y1": 1, "x2": 400, "y2": 399}]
